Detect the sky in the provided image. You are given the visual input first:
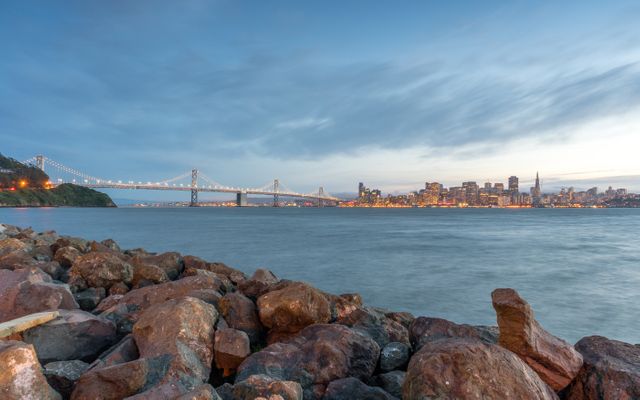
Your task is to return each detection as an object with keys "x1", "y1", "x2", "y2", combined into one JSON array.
[{"x1": 1, "y1": 0, "x2": 640, "y2": 200}]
